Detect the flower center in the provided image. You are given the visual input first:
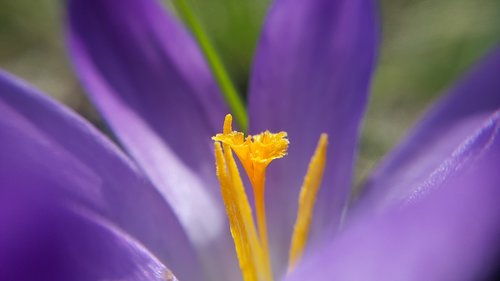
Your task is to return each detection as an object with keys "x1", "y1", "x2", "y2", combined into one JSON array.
[{"x1": 212, "y1": 114, "x2": 328, "y2": 281}]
